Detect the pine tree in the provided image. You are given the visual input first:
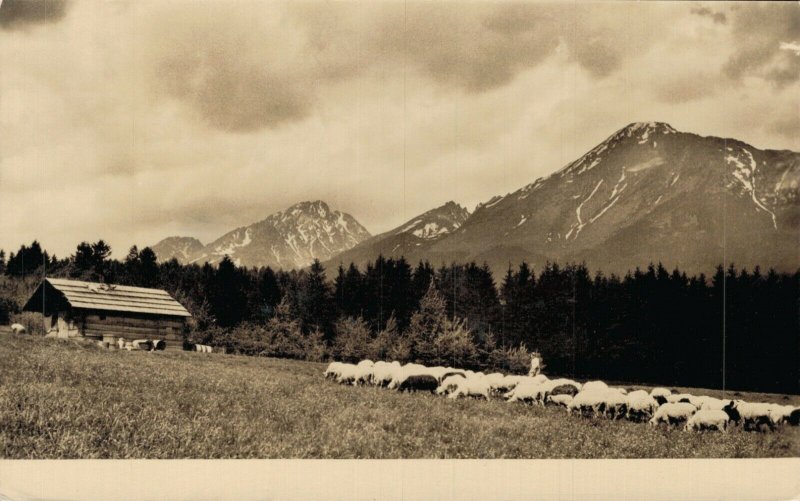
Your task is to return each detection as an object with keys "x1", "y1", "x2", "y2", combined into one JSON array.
[
  {"x1": 0, "y1": 250, "x2": 5, "y2": 275},
  {"x1": 405, "y1": 280, "x2": 449, "y2": 364},
  {"x1": 296, "y1": 259, "x2": 334, "y2": 335},
  {"x1": 138, "y1": 247, "x2": 159, "y2": 288}
]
